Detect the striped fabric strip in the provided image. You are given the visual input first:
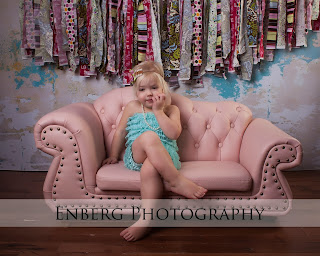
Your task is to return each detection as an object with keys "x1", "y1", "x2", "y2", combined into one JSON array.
[
  {"x1": 266, "y1": 0, "x2": 278, "y2": 50},
  {"x1": 137, "y1": 1, "x2": 147, "y2": 62},
  {"x1": 34, "y1": 0, "x2": 41, "y2": 49},
  {"x1": 33, "y1": 0, "x2": 44, "y2": 65}
]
